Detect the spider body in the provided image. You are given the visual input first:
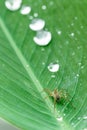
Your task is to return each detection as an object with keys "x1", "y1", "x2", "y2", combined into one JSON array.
[{"x1": 44, "y1": 88, "x2": 68, "y2": 109}]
